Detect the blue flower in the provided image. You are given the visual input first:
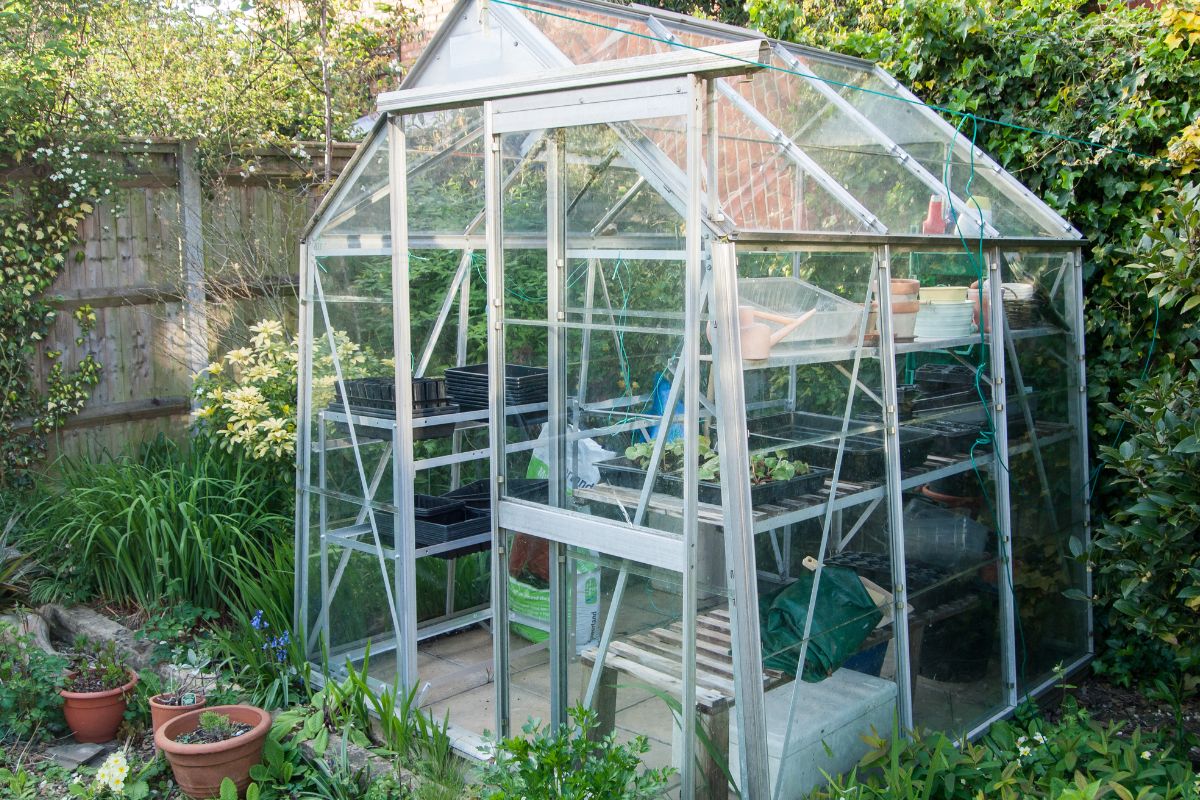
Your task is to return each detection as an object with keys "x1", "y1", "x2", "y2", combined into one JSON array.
[{"x1": 251, "y1": 610, "x2": 268, "y2": 631}]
